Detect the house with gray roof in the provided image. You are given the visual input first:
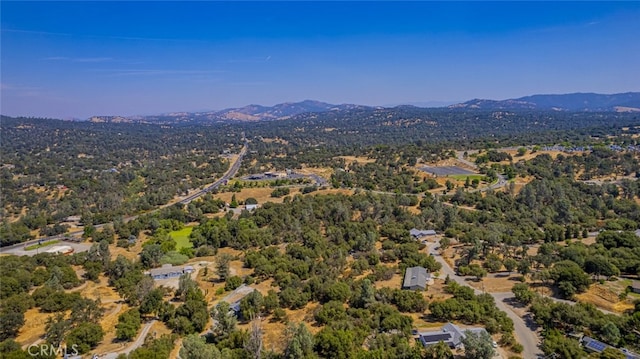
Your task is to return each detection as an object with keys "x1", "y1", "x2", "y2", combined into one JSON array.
[
  {"x1": 402, "y1": 266, "x2": 433, "y2": 290},
  {"x1": 410, "y1": 228, "x2": 436, "y2": 240},
  {"x1": 417, "y1": 323, "x2": 487, "y2": 349},
  {"x1": 146, "y1": 264, "x2": 195, "y2": 280}
]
